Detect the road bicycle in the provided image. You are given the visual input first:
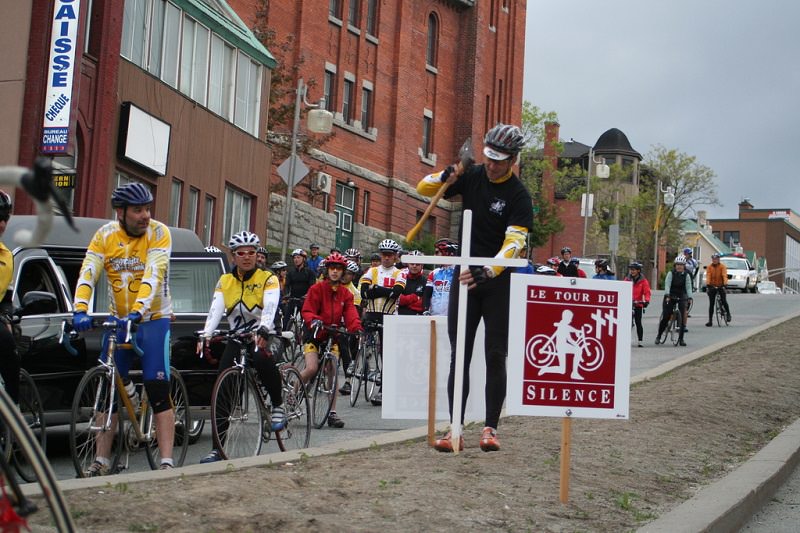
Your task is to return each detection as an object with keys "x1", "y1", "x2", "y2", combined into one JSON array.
[
  {"x1": 63, "y1": 318, "x2": 191, "y2": 477},
  {"x1": 309, "y1": 324, "x2": 349, "y2": 428},
  {"x1": 656, "y1": 297, "x2": 684, "y2": 346},
  {"x1": 281, "y1": 297, "x2": 306, "y2": 366},
  {"x1": 208, "y1": 328, "x2": 310, "y2": 459},
  {"x1": 526, "y1": 323, "x2": 604, "y2": 372},
  {"x1": 711, "y1": 288, "x2": 731, "y2": 327},
  {"x1": 350, "y1": 321, "x2": 381, "y2": 407}
]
